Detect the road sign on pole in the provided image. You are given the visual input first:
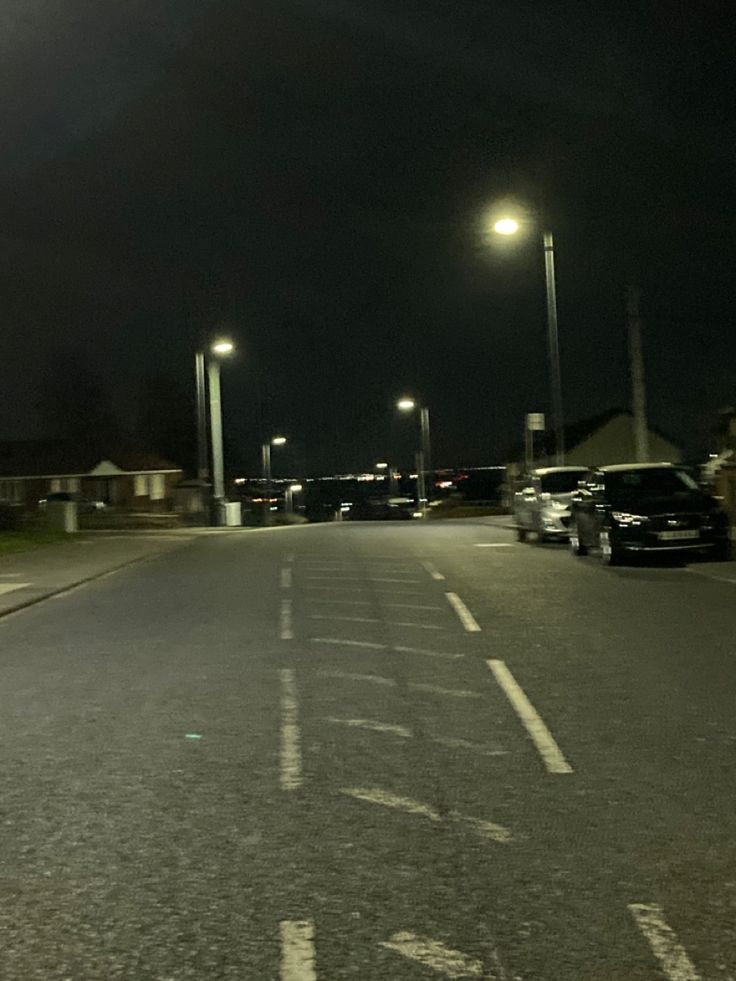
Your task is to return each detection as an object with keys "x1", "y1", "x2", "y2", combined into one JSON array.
[{"x1": 526, "y1": 412, "x2": 545, "y2": 432}]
